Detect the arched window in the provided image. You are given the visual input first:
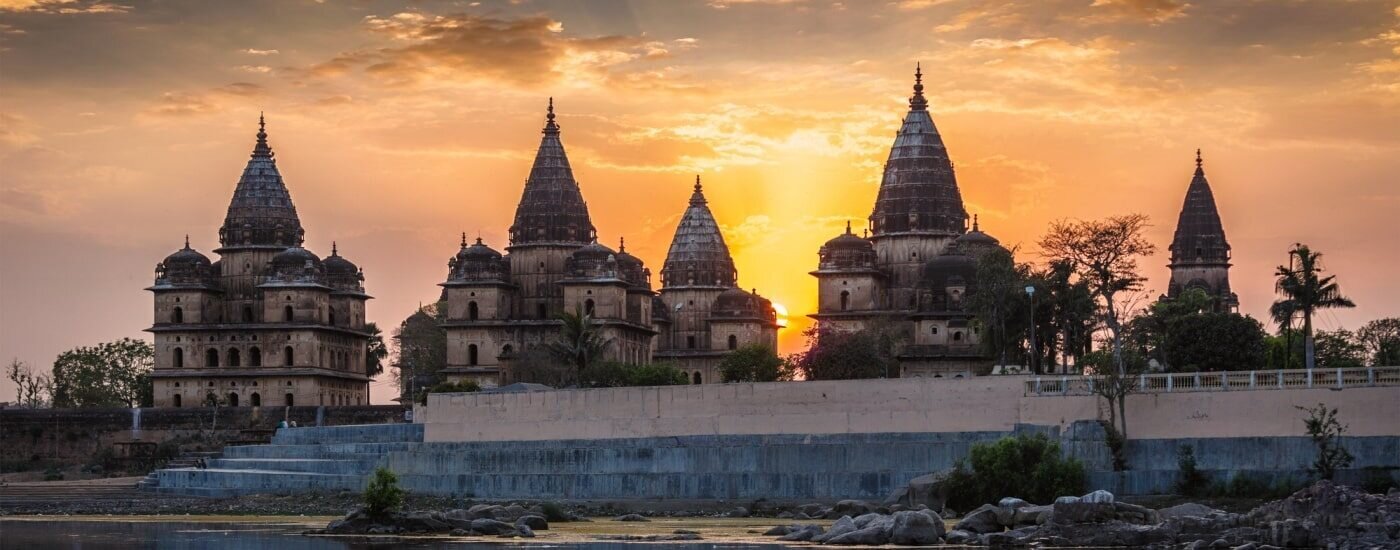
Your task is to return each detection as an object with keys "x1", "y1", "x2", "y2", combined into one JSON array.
[
  {"x1": 283, "y1": 305, "x2": 294, "y2": 322},
  {"x1": 468, "y1": 344, "x2": 479, "y2": 366},
  {"x1": 692, "y1": 372, "x2": 703, "y2": 384},
  {"x1": 687, "y1": 335, "x2": 696, "y2": 349},
  {"x1": 227, "y1": 393, "x2": 239, "y2": 407},
  {"x1": 584, "y1": 299, "x2": 595, "y2": 316},
  {"x1": 468, "y1": 301, "x2": 479, "y2": 321},
  {"x1": 249, "y1": 347, "x2": 261, "y2": 367},
  {"x1": 173, "y1": 348, "x2": 184, "y2": 368},
  {"x1": 931, "y1": 326, "x2": 939, "y2": 335},
  {"x1": 228, "y1": 348, "x2": 241, "y2": 367},
  {"x1": 242, "y1": 306, "x2": 254, "y2": 323},
  {"x1": 840, "y1": 290, "x2": 850, "y2": 311},
  {"x1": 328, "y1": 309, "x2": 336, "y2": 326},
  {"x1": 502, "y1": 344, "x2": 513, "y2": 356},
  {"x1": 283, "y1": 346, "x2": 294, "y2": 366},
  {"x1": 537, "y1": 303, "x2": 547, "y2": 319},
  {"x1": 953, "y1": 331, "x2": 963, "y2": 342},
  {"x1": 173, "y1": 394, "x2": 182, "y2": 408},
  {"x1": 727, "y1": 335, "x2": 738, "y2": 350},
  {"x1": 285, "y1": 393, "x2": 295, "y2": 407},
  {"x1": 172, "y1": 306, "x2": 184, "y2": 324},
  {"x1": 250, "y1": 392, "x2": 261, "y2": 407},
  {"x1": 206, "y1": 349, "x2": 219, "y2": 367}
]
